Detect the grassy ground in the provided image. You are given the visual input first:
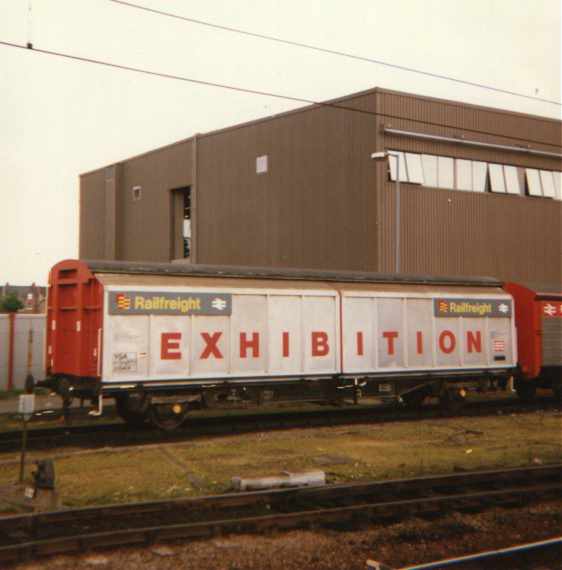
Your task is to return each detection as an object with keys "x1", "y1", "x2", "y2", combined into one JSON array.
[{"x1": 0, "y1": 409, "x2": 560, "y2": 509}]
